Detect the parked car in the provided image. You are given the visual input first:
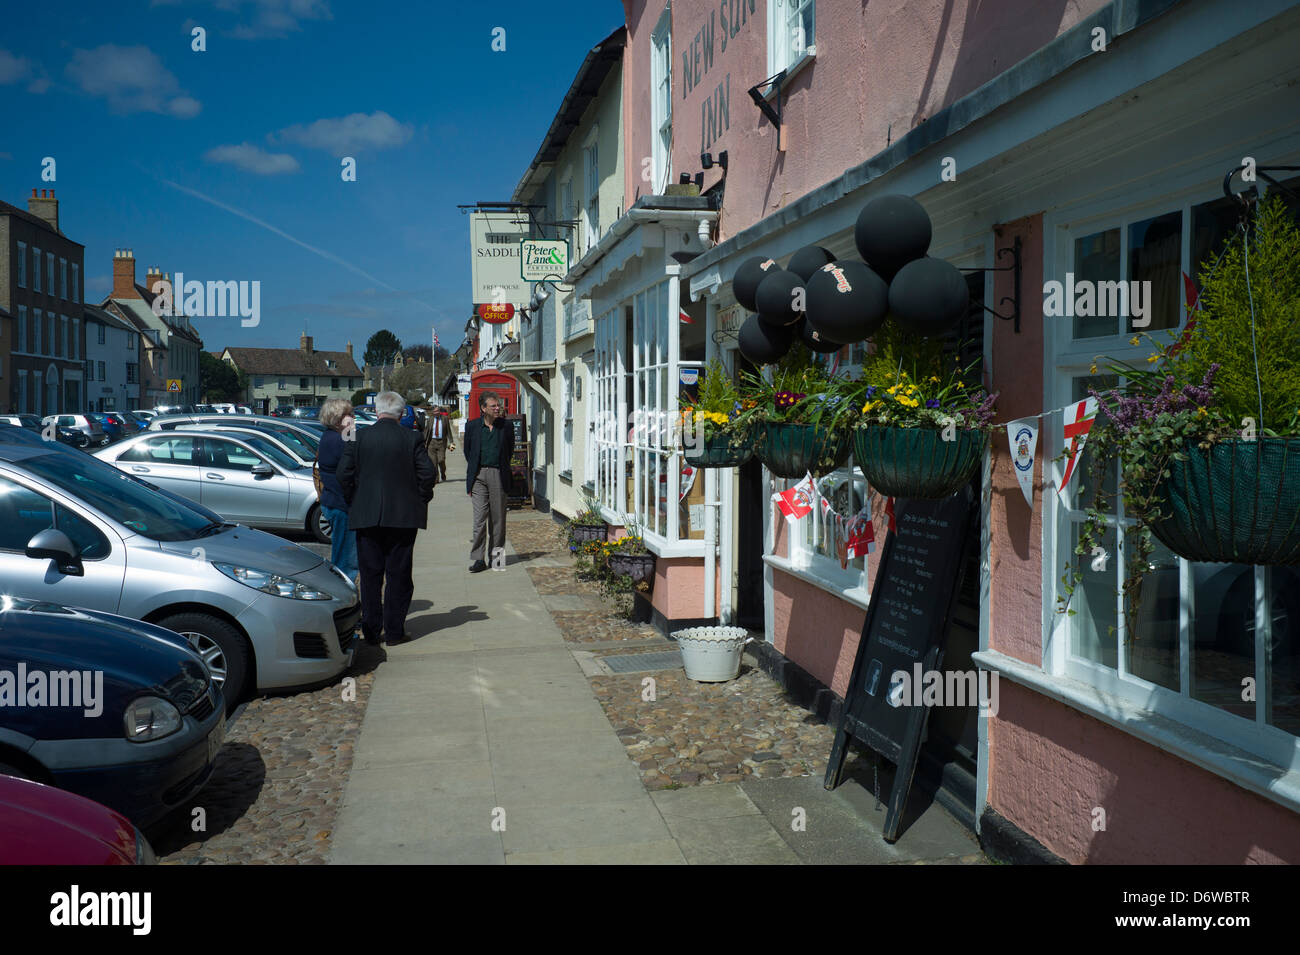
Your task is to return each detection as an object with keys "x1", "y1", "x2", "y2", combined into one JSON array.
[
  {"x1": 193, "y1": 404, "x2": 217, "y2": 414},
  {"x1": 95, "y1": 430, "x2": 331, "y2": 543},
  {"x1": 88, "y1": 412, "x2": 124, "y2": 443},
  {"x1": 105, "y1": 411, "x2": 149, "y2": 434},
  {"x1": 0, "y1": 595, "x2": 223, "y2": 828},
  {"x1": 149, "y1": 414, "x2": 321, "y2": 457},
  {"x1": 41, "y1": 414, "x2": 107, "y2": 447},
  {"x1": 0, "y1": 441, "x2": 358, "y2": 707},
  {"x1": 0, "y1": 414, "x2": 43, "y2": 432},
  {"x1": 152, "y1": 405, "x2": 195, "y2": 416},
  {"x1": 0, "y1": 774, "x2": 155, "y2": 864},
  {"x1": 173, "y1": 423, "x2": 318, "y2": 468},
  {"x1": 130, "y1": 409, "x2": 158, "y2": 422}
]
